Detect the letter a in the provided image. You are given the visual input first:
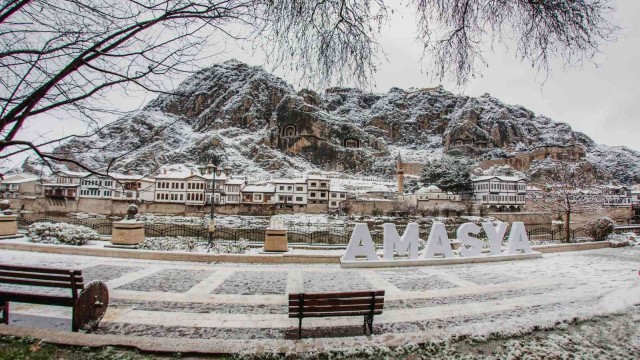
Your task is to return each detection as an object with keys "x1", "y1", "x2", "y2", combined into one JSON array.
[
  {"x1": 423, "y1": 222, "x2": 454, "y2": 258},
  {"x1": 482, "y1": 222, "x2": 508, "y2": 255},
  {"x1": 457, "y1": 222, "x2": 482, "y2": 257},
  {"x1": 343, "y1": 223, "x2": 378, "y2": 261},
  {"x1": 505, "y1": 222, "x2": 533, "y2": 254},
  {"x1": 383, "y1": 223, "x2": 419, "y2": 260}
]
